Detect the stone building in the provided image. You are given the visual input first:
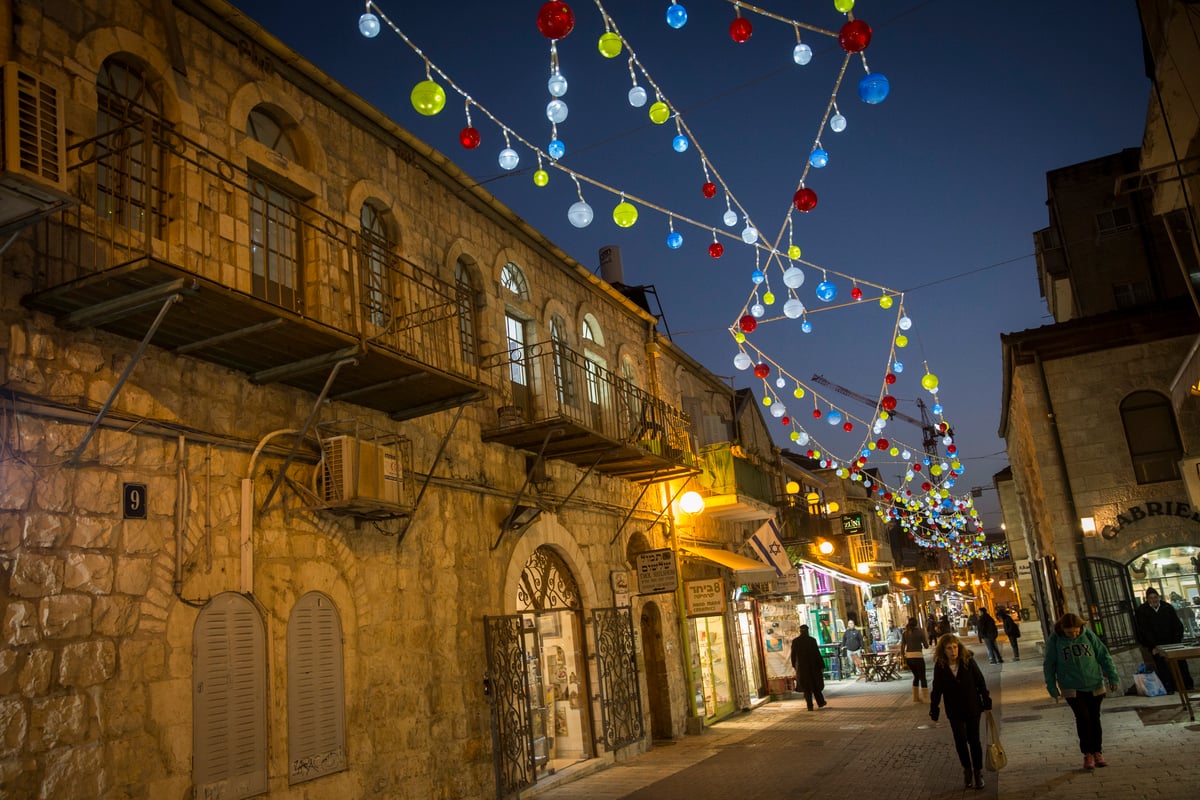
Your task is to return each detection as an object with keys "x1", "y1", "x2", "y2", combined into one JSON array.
[
  {"x1": 999, "y1": 0, "x2": 1200, "y2": 679},
  {"x1": 0, "y1": 1, "x2": 795, "y2": 798}
]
